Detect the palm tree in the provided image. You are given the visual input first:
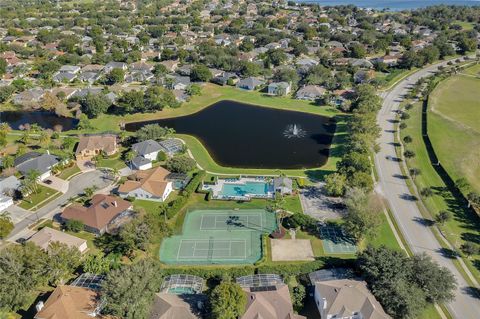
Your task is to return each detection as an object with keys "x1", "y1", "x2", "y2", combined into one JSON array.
[
  {"x1": 20, "y1": 129, "x2": 31, "y2": 145},
  {"x1": 26, "y1": 169, "x2": 41, "y2": 193},
  {"x1": 0, "y1": 123, "x2": 11, "y2": 135},
  {"x1": 39, "y1": 130, "x2": 52, "y2": 148},
  {"x1": 125, "y1": 150, "x2": 137, "y2": 169}
]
